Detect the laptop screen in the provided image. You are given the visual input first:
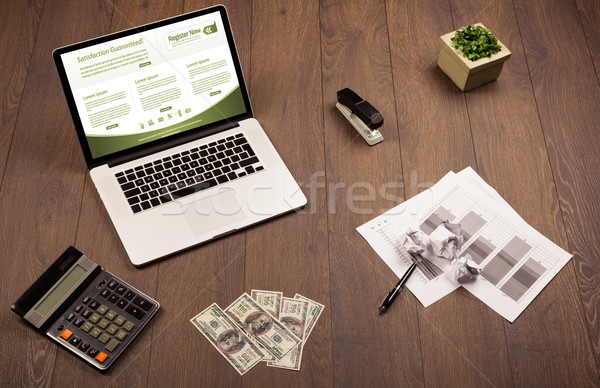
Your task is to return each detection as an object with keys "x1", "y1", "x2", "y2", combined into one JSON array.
[{"x1": 54, "y1": 6, "x2": 251, "y2": 167}]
